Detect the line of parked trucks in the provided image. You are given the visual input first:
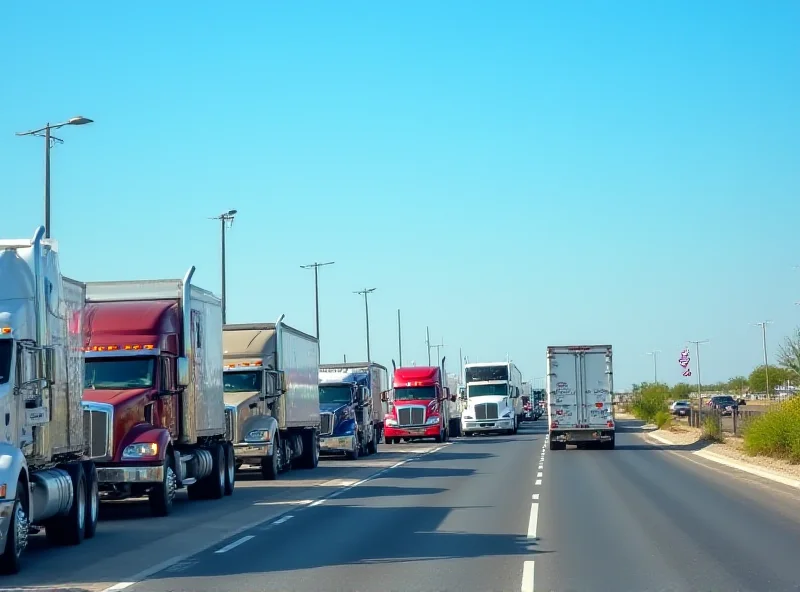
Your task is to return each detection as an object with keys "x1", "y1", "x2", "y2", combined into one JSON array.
[{"x1": 0, "y1": 226, "x2": 615, "y2": 575}]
